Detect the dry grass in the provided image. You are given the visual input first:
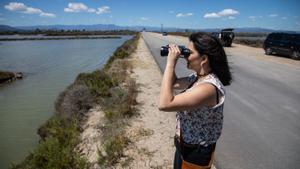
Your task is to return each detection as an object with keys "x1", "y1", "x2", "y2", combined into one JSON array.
[{"x1": 233, "y1": 38, "x2": 264, "y2": 48}]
